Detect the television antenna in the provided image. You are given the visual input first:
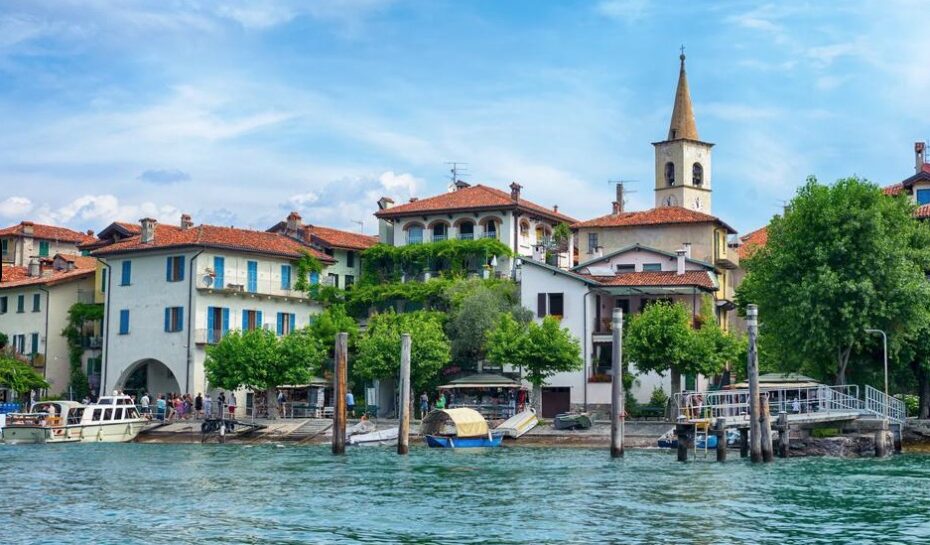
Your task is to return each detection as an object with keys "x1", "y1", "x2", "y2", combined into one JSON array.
[
  {"x1": 351, "y1": 220, "x2": 364, "y2": 234},
  {"x1": 445, "y1": 161, "x2": 469, "y2": 189},
  {"x1": 608, "y1": 179, "x2": 639, "y2": 212}
]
